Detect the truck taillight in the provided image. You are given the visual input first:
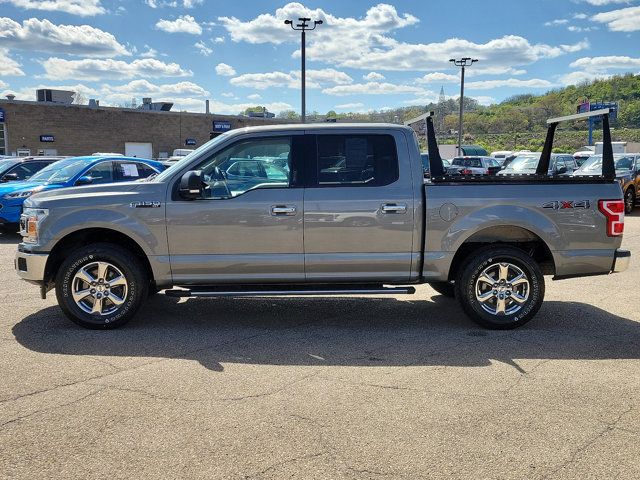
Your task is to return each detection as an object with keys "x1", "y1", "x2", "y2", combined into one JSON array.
[{"x1": 598, "y1": 199, "x2": 624, "y2": 237}]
